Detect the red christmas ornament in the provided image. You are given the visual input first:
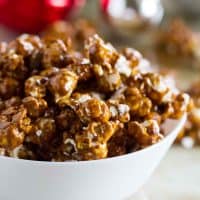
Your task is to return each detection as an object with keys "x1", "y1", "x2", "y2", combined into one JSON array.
[
  {"x1": 0, "y1": 0, "x2": 85, "y2": 33},
  {"x1": 100, "y1": 0, "x2": 109, "y2": 13}
]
